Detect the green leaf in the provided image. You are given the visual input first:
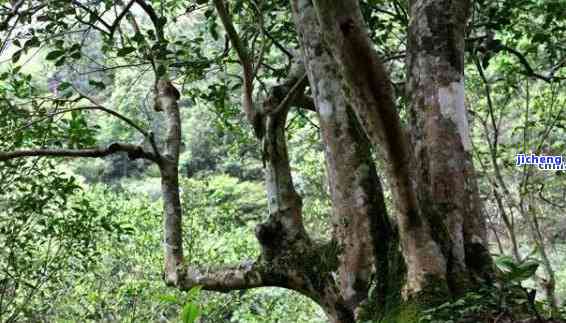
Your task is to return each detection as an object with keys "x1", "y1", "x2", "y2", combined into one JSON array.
[
  {"x1": 158, "y1": 16, "x2": 167, "y2": 28},
  {"x1": 132, "y1": 32, "x2": 145, "y2": 43},
  {"x1": 532, "y1": 33, "x2": 549, "y2": 43},
  {"x1": 88, "y1": 79, "x2": 106, "y2": 90},
  {"x1": 70, "y1": 51, "x2": 82, "y2": 59},
  {"x1": 495, "y1": 255, "x2": 517, "y2": 272},
  {"x1": 509, "y1": 261, "x2": 539, "y2": 282},
  {"x1": 208, "y1": 21, "x2": 218, "y2": 41},
  {"x1": 46, "y1": 50, "x2": 65, "y2": 61},
  {"x1": 69, "y1": 43, "x2": 81, "y2": 52},
  {"x1": 12, "y1": 49, "x2": 22, "y2": 63},
  {"x1": 158, "y1": 294, "x2": 178, "y2": 304},
  {"x1": 117, "y1": 47, "x2": 136, "y2": 56},
  {"x1": 186, "y1": 285, "x2": 202, "y2": 301},
  {"x1": 88, "y1": 11, "x2": 98, "y2": 23},
  {"x1": 54, "y1": 57, "x2": 66, "y2": 66},
  {"x1": 101, "y1": 219, "x2": 113, "y2": 232},
  {"x1": 24, "y1": 36, "x2": 40, "y2": 48},
  {"x1": 180, "y1": 302, "x2": 200, "y2": 323},
  {"x1": 496, "y1": 255, "x2": 539, "y2": 283},
  {"x1": 156, "y1": 65, "x2": 166, "y2": 77},
  {"x1": 57, "y1": 81, "x2": 72, "y2": 92}
]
